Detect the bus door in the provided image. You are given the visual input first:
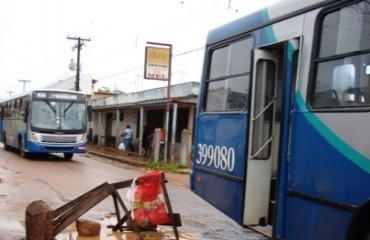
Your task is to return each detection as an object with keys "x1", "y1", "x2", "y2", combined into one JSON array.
[
  {"x1": 243, "y1": 39, "x2": 300, "y2": 235},
  {"x1": 243, "y1": 49, "x2": 278, "y2": 226}
]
